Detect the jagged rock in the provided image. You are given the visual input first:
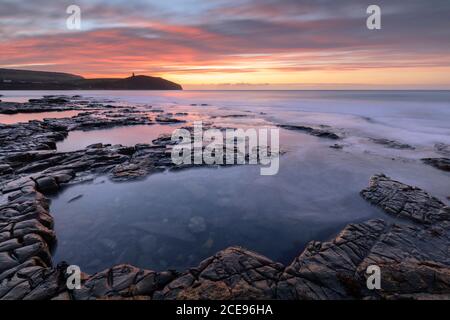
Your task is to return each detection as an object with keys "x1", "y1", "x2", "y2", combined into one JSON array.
[
  {"x1": 0, "y1": 239, "x2": 21, "y2": 252},
  {"x1": 360, "y1": 174, "x2": 448, "y2": 224},
  {"x1": 1, "y1": 94, "x2": 449, "y2": 300},
  {"x1": 34, "y1": 176, "x2": 59, "y2": 193},
  {"x1": 155, "y1": 114, "x2": 186, "y2": 123},
  {"x1": 188, "y1": 216, "x2": 206, "y2": 233},
  {"x1": 0, "y1": 252, "x2": 19, "y2": 273}
]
